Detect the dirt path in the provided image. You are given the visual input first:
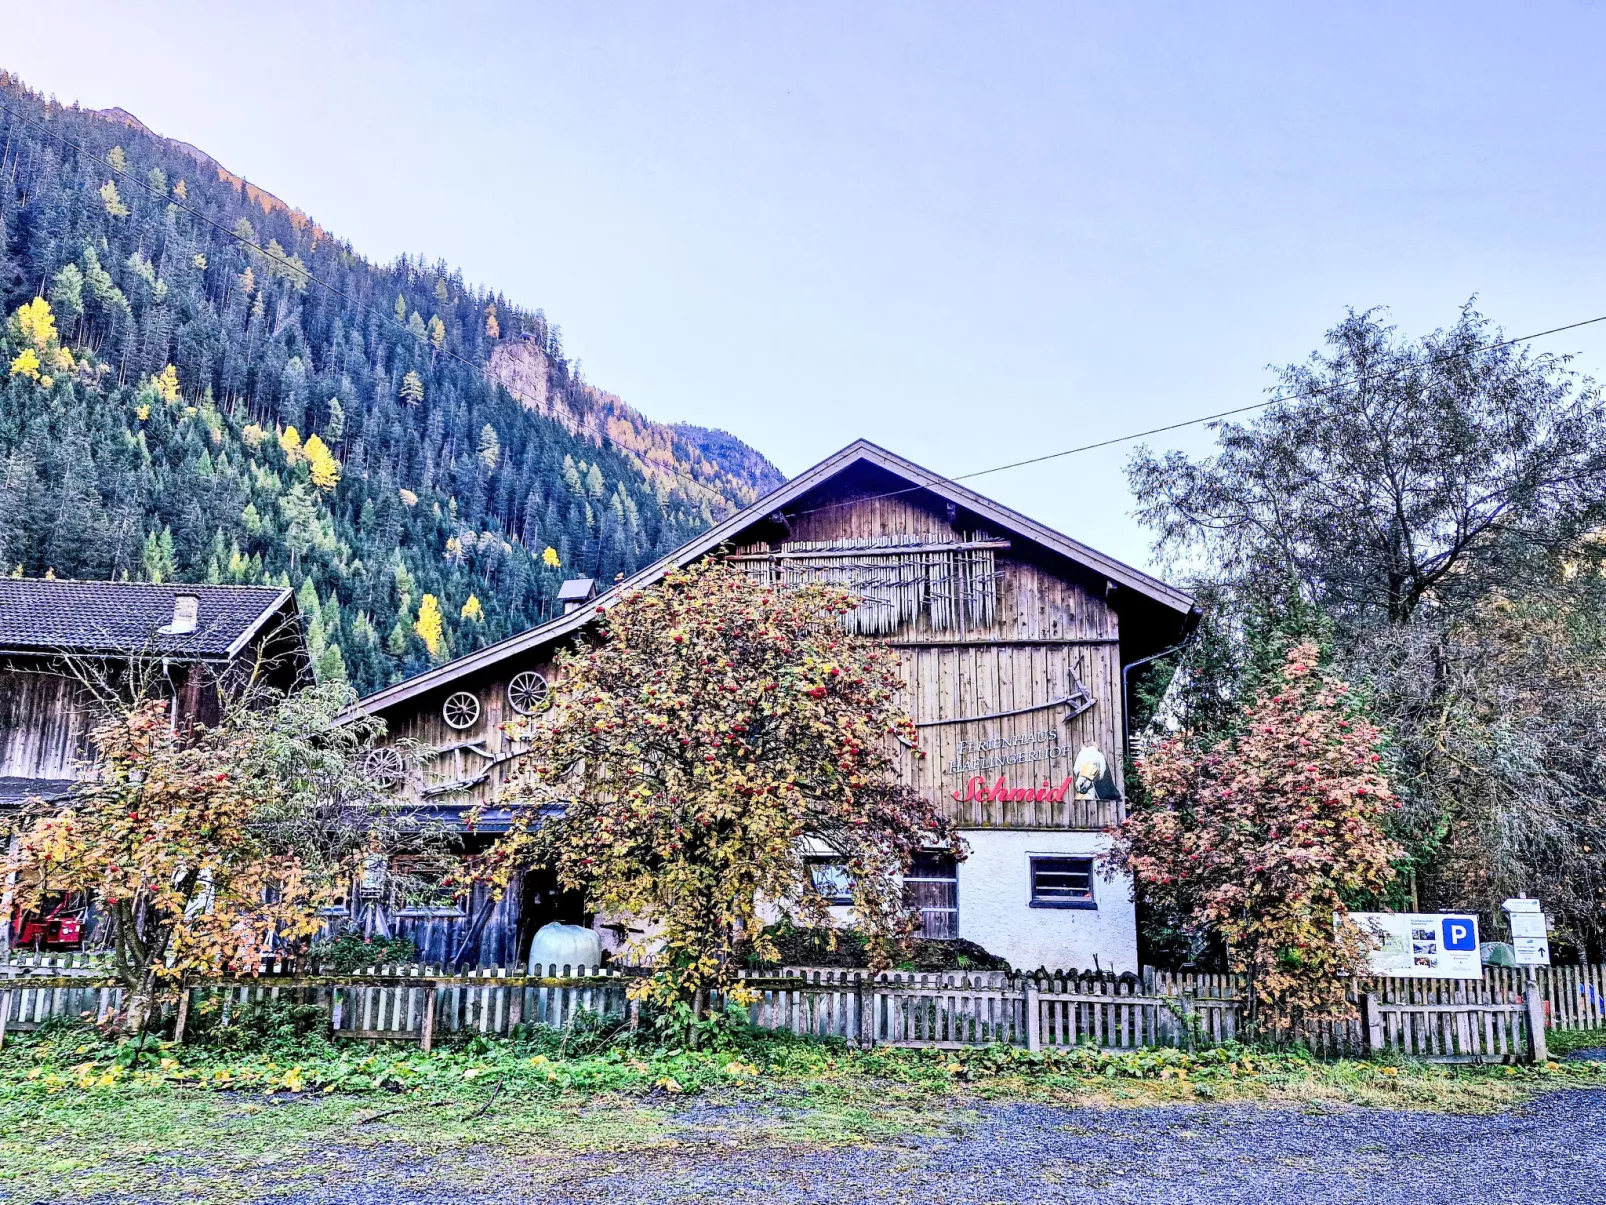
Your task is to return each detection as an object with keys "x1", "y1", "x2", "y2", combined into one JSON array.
[{"x1": 39, "y1": 1088, "x2": 1604, "y2": 1205}]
